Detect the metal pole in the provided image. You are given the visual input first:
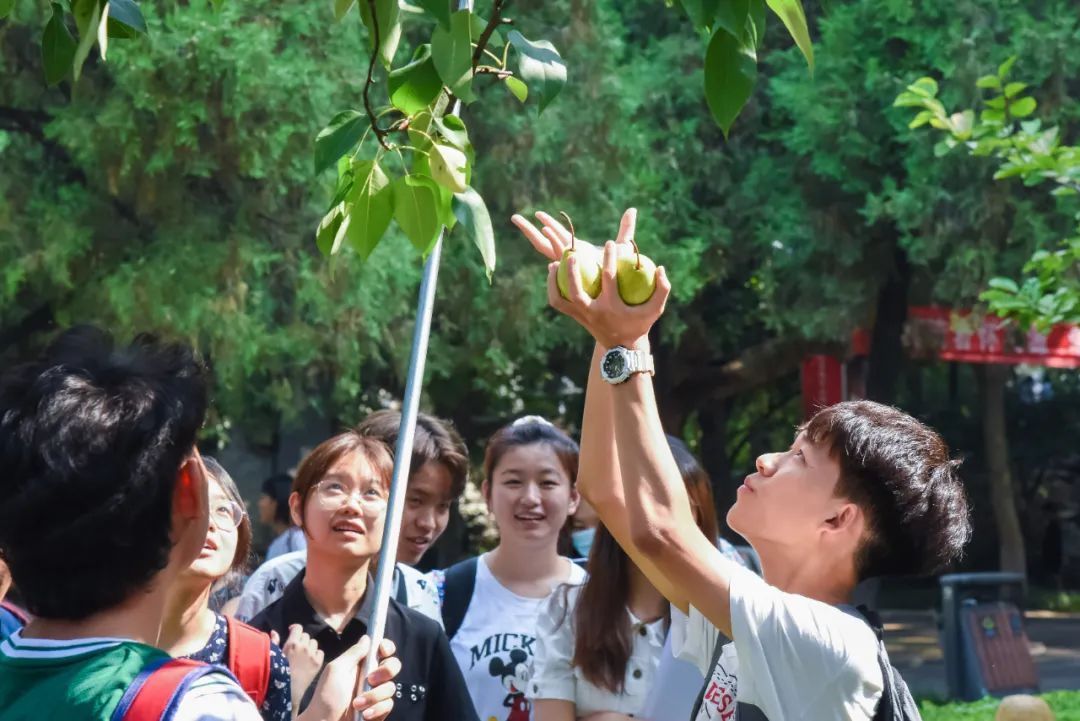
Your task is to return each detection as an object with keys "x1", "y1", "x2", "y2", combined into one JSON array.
[{"x1": 358, "y1": 0, "x2": 472, "y2": 707}]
